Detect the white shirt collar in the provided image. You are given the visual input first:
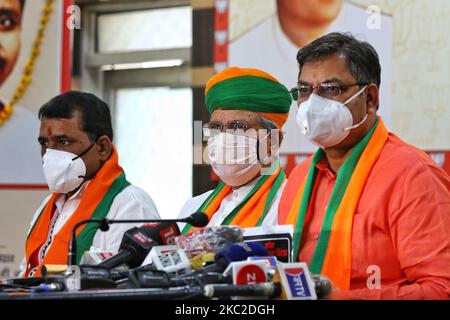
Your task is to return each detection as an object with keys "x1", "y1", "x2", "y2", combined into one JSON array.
[
  {"x1": 229, "y1": 175, "x2": 261, "y2": 199},
  {"x1": 54, "y1": 180, "x2": 91, "y2": 212}
]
